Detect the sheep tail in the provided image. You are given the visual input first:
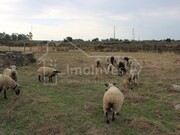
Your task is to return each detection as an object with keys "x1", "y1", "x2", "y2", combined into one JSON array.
[{"x1": 108, "y1": 102, "x2": 113, "y2": 111}]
